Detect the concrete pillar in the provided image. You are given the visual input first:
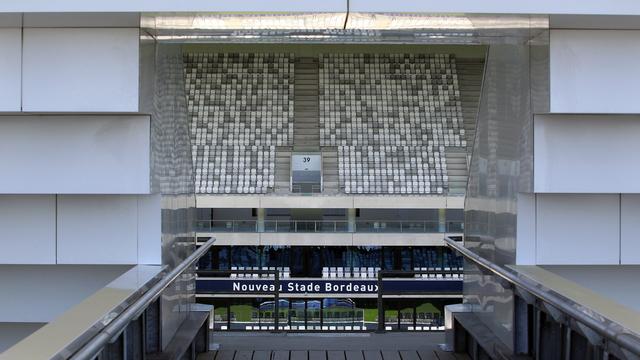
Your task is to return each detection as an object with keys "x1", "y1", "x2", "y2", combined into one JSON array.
[
  {"x1": 438, "y1": 208, "x2": 447, "y2": 233},
  {"x1": 257, "y1": 208, "x2": 265, "y2": 232},
  {"x1": 348, "y1": 208, "x2": 356, "y2": 232}
]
